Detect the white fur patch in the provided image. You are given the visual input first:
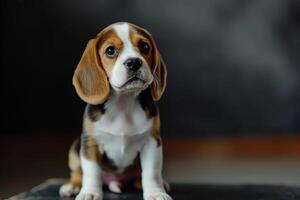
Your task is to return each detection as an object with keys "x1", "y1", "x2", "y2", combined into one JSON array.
[
  {"x1": 59, "y1": 183, "x2": 80, "y2": 197},
  {"x1": 92, "y1": 92, "x2": 152, "y2": 169},
  {"x1": 95, "y1": 93, "x2": 152, "y2": 136},
  {"x1": 140, "y1": 137, "x2": 173, "y2": 200},
  {"x1": 76, "y1": 155, "x2": 103, "y2": 200}
]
